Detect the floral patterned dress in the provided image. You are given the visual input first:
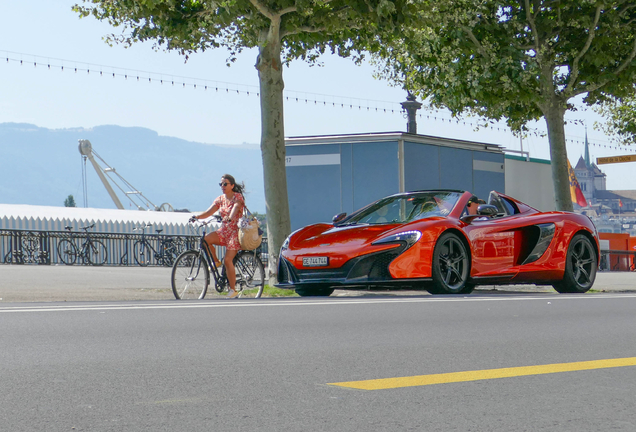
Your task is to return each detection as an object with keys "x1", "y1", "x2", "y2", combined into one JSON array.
[{"x1": 212, "y1": 192, "x2": 244, "y2": 250}]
